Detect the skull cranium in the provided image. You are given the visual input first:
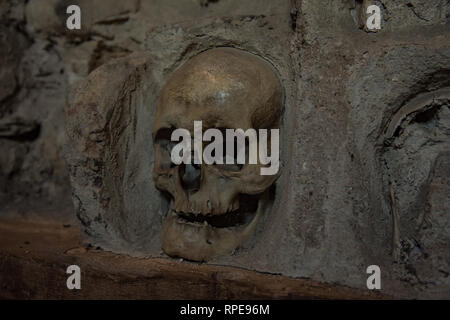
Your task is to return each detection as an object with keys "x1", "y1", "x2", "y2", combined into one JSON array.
[{"x1": 153, "y1": 47, "x2": 282, "y2": 261}]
